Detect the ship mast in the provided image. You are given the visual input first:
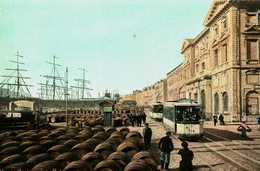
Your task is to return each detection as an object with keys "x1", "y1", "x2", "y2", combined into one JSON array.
[{"x1": 0, "y1": 51, "x2": 32, "y2": 98}]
